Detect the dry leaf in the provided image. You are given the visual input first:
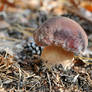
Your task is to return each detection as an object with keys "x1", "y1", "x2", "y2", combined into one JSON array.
[{"x1": 81, "y1": 1, "x2": 92, "y2": 12}]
